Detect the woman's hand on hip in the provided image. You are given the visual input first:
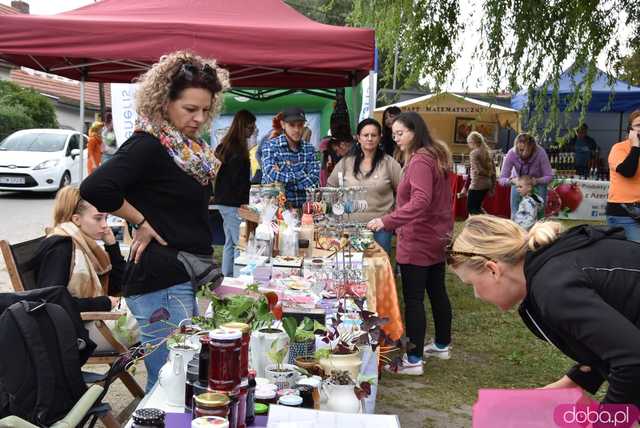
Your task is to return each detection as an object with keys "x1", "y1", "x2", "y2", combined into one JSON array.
[
  {"x1": 130, "y1": 221, "x2": 167, "y2": 264},
  {"x1": 367, "y1": 217, "x2": 384, "y2": 232}
]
